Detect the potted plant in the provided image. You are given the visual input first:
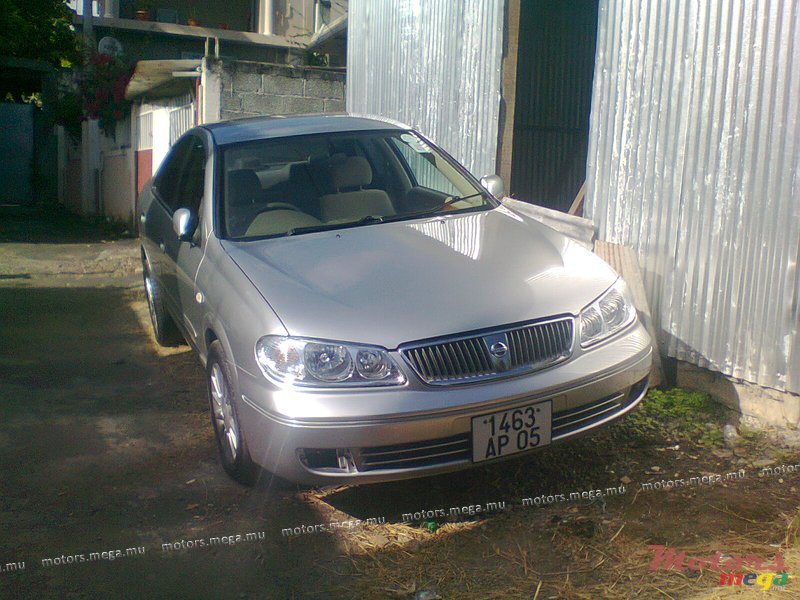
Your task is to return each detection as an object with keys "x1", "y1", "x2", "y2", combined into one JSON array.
[
  {"x1": 134, "y1": 0, "x2": 155, "y2": 21},
  {"x1": 186, "y1": 2, "x2": 200, "y2": 26}
]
